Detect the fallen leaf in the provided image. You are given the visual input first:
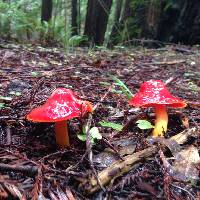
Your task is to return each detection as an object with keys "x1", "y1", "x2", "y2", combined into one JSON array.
[{"x1": 160, "y1": 145, "x2": 200, "y2": 181}]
